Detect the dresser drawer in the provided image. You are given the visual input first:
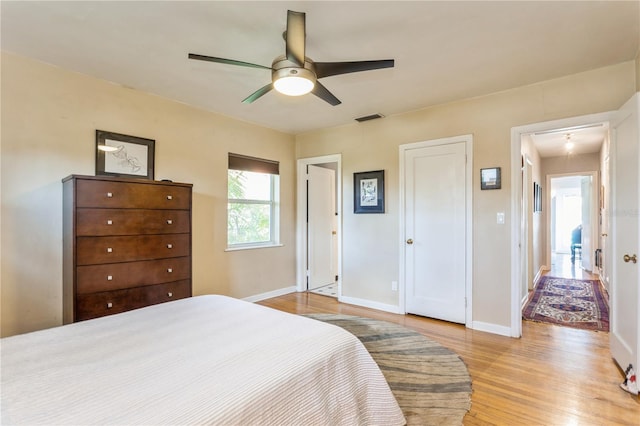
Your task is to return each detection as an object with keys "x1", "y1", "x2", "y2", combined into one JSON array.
[
  {"x1": 76, "y1": 180, "x2": 191, "y2": 209},
  {"x1": 77, "y1": 257, "x2": 191, "y2": 294},
  {"x1": 145, "y1": 280, "x2": 192, "y2": 306},
  {"x1": 76, "y1": 280, "x2": 191, "y2": 321},
  {"x1": 77, "y1": 234, "x2": 190, "y2": 265},
  {"x1": 77, "y1": 209, "x2": 190, "y2": 236}
]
